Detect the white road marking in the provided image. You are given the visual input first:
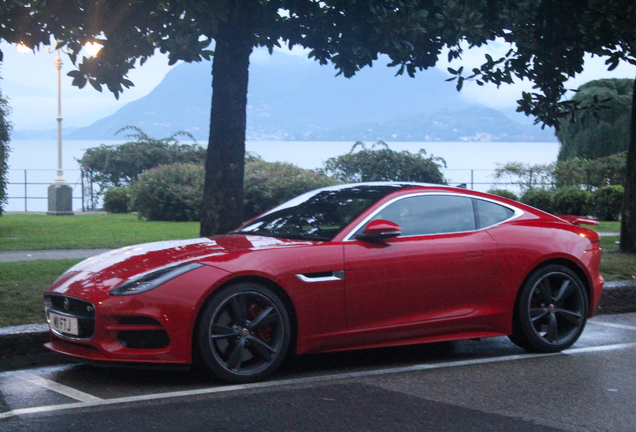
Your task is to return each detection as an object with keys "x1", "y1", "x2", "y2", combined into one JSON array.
[
  {"x1": 588, "y1": 321, "x2": 636, "y2": 331},
  {"x1": 27, "y1": 376, "x2": 102, "y2": 402},
  {"x1": 1, "y1": 341, "x2": 635, "y2": 420}
]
